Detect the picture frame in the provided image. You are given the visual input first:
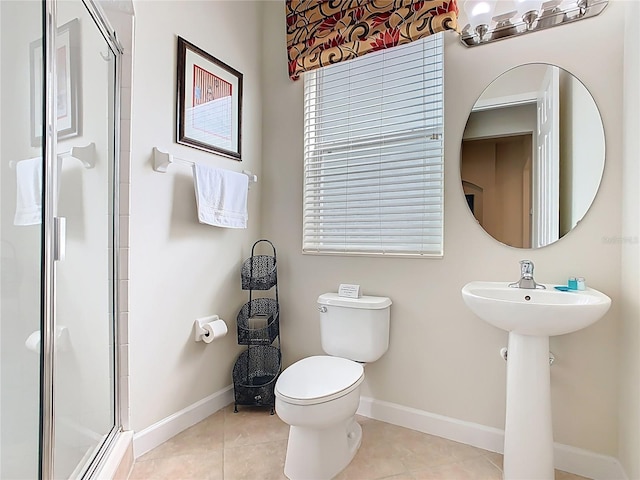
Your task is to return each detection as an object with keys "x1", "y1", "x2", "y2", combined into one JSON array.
[
  {"x1": 30, "y1": 18, "x2": 80, "y2": 147},
  {"x1": 176, "y1": 36, "x2": 243, "y2": 160}
]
